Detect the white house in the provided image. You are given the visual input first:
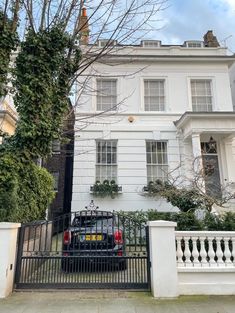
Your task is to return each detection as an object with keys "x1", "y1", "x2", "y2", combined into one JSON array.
[{"x1": 71, "y1": 31, "x2": 235, "y2": 212}]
